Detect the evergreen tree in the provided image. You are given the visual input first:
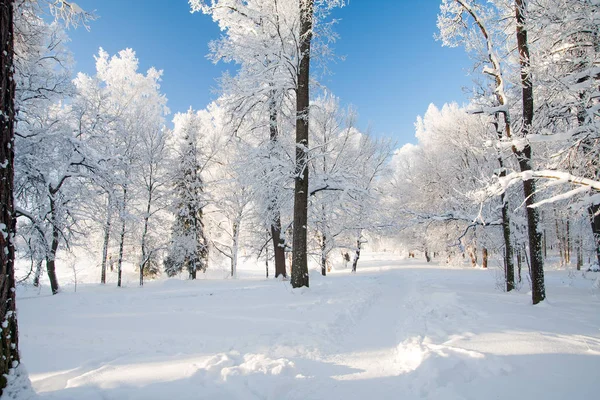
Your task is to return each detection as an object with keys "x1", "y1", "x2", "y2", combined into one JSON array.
[{"x1": 164, "y1": 113, "x2": 208, "y2": 279}]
